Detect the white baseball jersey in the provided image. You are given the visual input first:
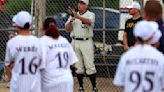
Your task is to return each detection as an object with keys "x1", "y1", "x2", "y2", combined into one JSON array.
[
  {"x1": 40, "y1": 36, "x2": 78, "y2": 91},
  {"x1": 65, "y1": 10, "x2": 95, "y2": 38},
  {"x1": 113, "y1": 44, "x2": 164, "y2": 92},
  {"x1": 5, "y1": 35, "x2": 44, "y2": 92}
]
